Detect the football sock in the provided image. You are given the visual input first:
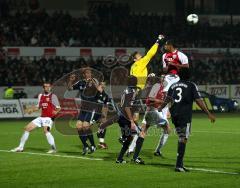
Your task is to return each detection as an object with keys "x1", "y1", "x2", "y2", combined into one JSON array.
[
  {"x1": 79, "y1": 135, "x2": 88, "y2": 148},
  {"x1": 176, "y1": 141, "x2": 186, "y2": 168},
  {"x1": 117, "y1": 137, "x2": 132, "y2": 161},
  {"x1": 99, "y1": 138, "x2": 105, "y2": 143},
  {"x1": 87, "y1": 134, "x2": 95, "y2": 147},
  {"x1": 77, "y1": 129, "x2": 88, "y2": 148},
  {"x1": 133, "y1": 137, "x2": 144, "y2": 160},
  {"x1": 19, "y1": 131, "x2": 30, "y2": 149},
  {"x1": 156, "y1": 133, "x2": 169, "y2": 152},
  {"x1": 97, "y1": 129, "x2": 106, "y2": 139},
  {"x1": 45, "y1": 132, "x2": 56, "y2": 150},
  {"x1": 128, "y1": 134, "x2": 138, "y2": 152}
]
